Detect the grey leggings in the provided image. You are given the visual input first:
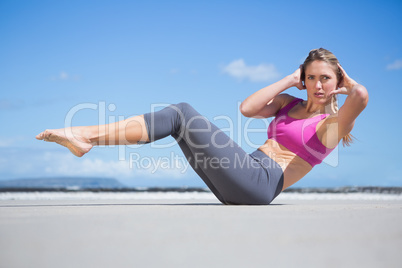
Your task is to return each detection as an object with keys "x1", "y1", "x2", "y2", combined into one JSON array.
[{"x1": 143, "y1": 103, "x2": 284, "y2": 205}]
